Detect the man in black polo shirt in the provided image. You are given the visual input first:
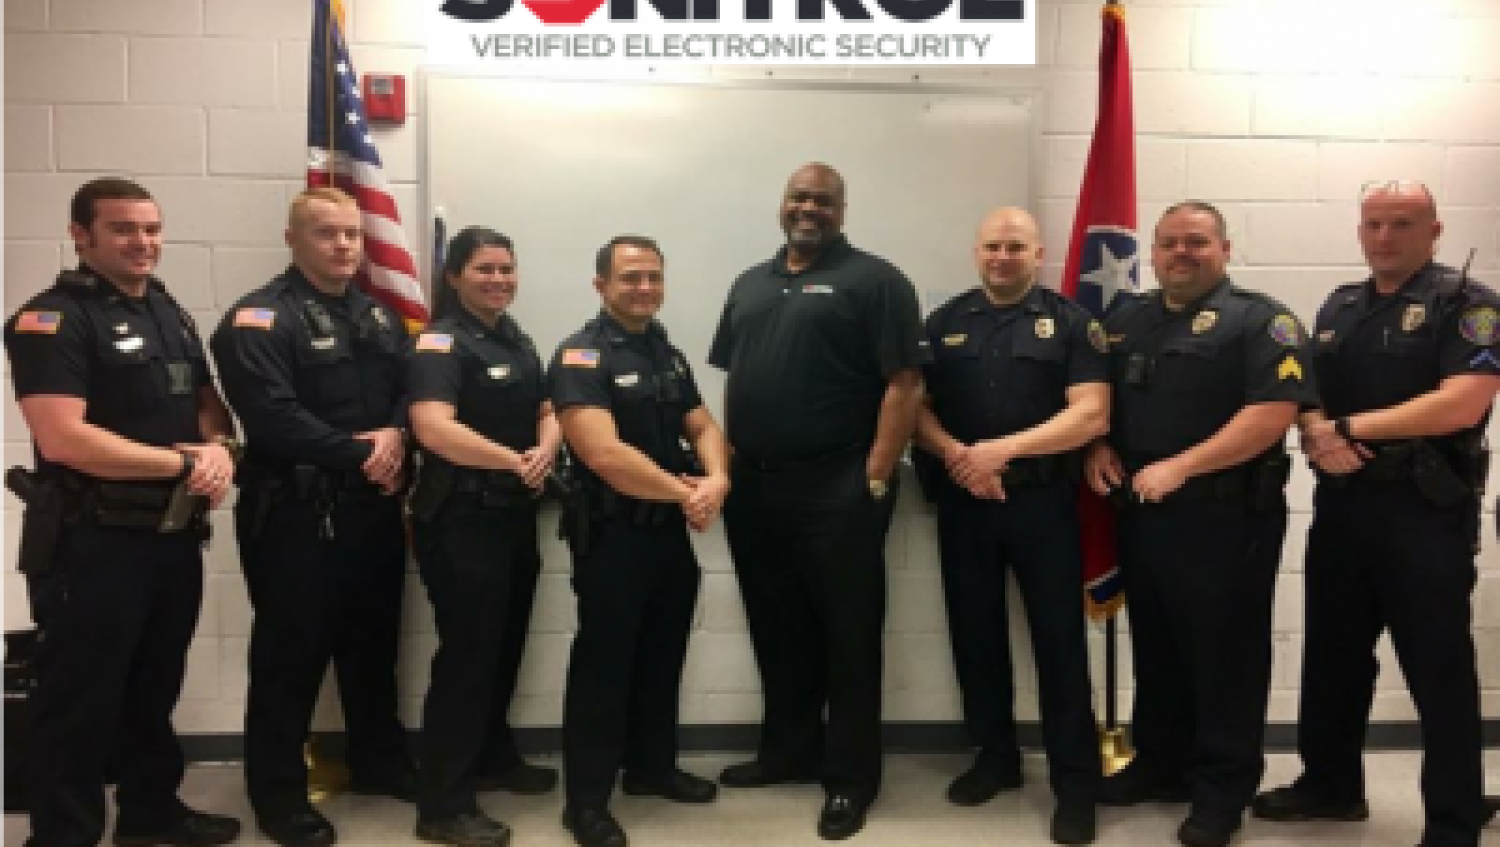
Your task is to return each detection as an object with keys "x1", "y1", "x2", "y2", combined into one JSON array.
[
  {"x1": 549, "y1": 235, "x2": 731, "y2": 847},
  {"x1": 914, "y1": 207, "x2": 1106, "y2": 845},
  {"x1": 709, "y1": 162, "x2": 928, "y2": 840}
]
